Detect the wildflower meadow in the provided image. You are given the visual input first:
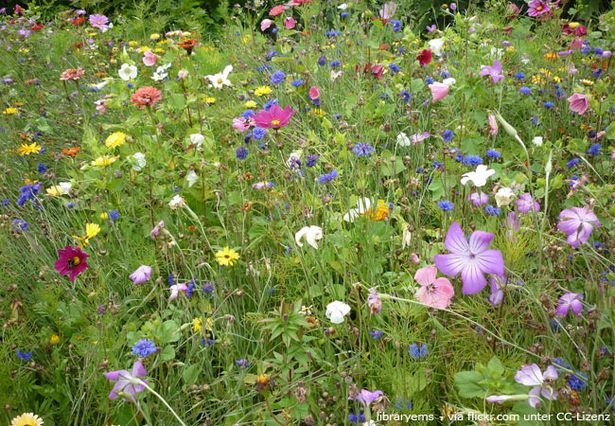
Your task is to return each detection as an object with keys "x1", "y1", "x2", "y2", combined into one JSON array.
[{"x1": 1, "y1": 1, "x2": 614, "y2": 425}]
